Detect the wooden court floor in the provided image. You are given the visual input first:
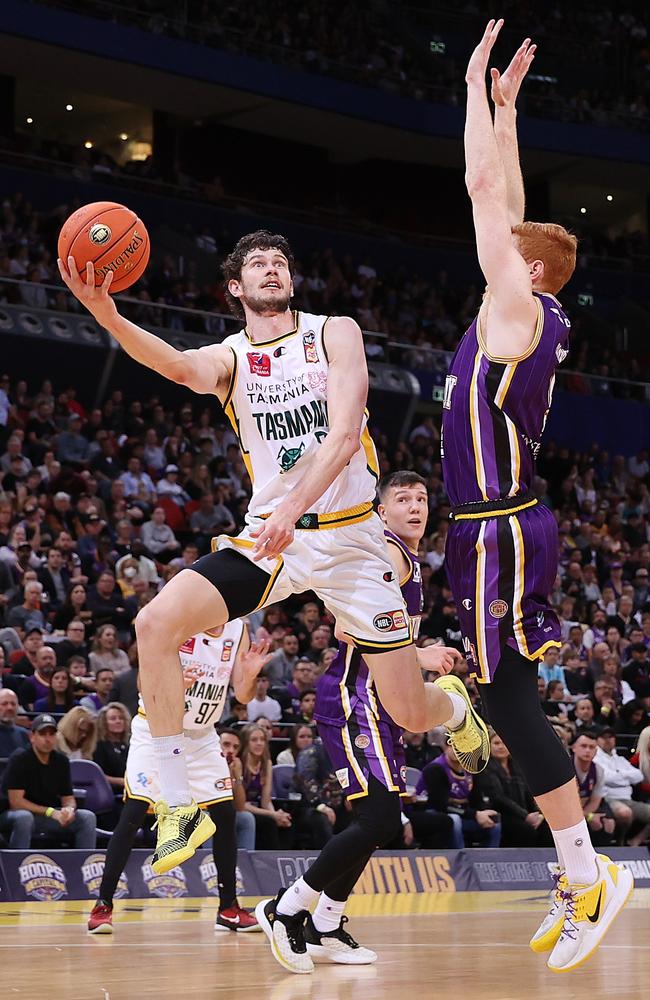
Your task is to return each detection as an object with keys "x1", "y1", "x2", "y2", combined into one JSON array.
[{"x1": 1, "y1": 890, "x2": 647, "y2": 1000}]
